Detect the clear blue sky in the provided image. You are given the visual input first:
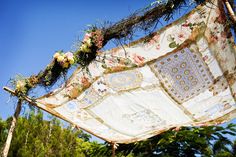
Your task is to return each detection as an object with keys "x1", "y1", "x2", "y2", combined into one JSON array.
[
  {"x1": 0, "y1": 0, "x2": 235, "y2": 140},
  {"x1": 0, "y1": 0, "x2": 156, "y2": 119}
]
